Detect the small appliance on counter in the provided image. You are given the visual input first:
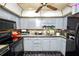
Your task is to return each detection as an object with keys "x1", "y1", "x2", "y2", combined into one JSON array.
[
  {"x1": 56, "y1": 32, "x2": 60, "y2": 36},
  {"x1": 34, "y1": 31, "x2": 43, "y2": 35},
  {"x1": 43, "y1": 25, "x2": 55, "y2": 36},
  {"x1": 21, "y1": 29, "x2": 29, "y2": 35},
  {"x1": 11, "y1": 30, "x2": 22, "y2": 41}
]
